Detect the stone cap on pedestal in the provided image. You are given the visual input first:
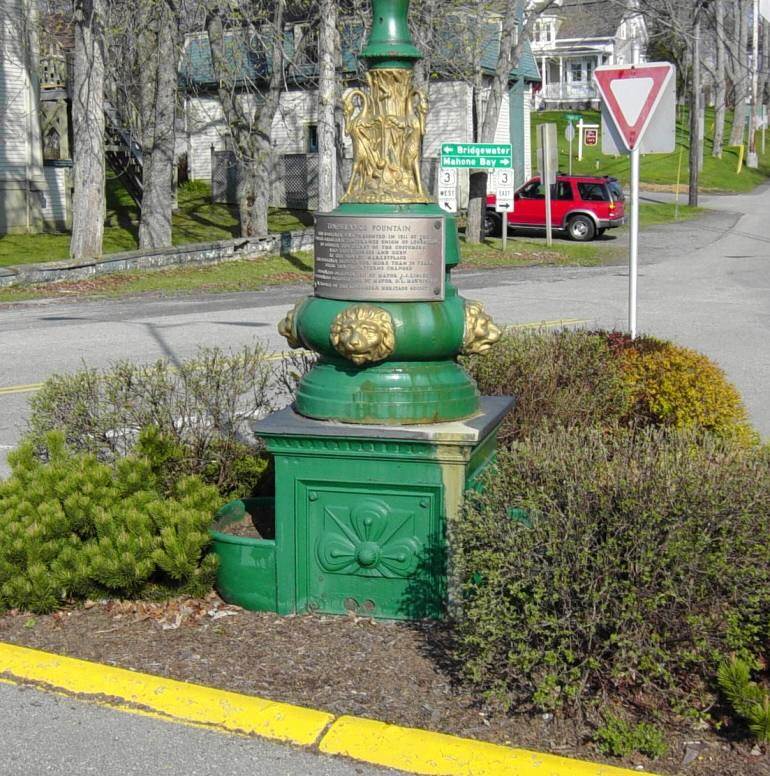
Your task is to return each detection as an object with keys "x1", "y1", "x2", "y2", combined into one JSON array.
[{"x1": 252, "y1": 396, "x2": 514, "y2": 446}]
